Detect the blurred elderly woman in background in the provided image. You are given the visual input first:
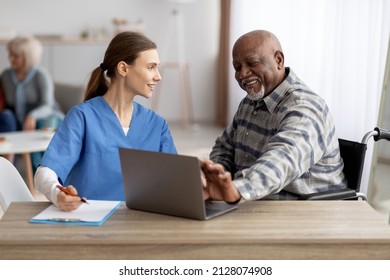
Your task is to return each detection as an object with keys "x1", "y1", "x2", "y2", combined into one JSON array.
[{"x1": 0, "y1": 35, "x2": 63, "y2": 169}]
